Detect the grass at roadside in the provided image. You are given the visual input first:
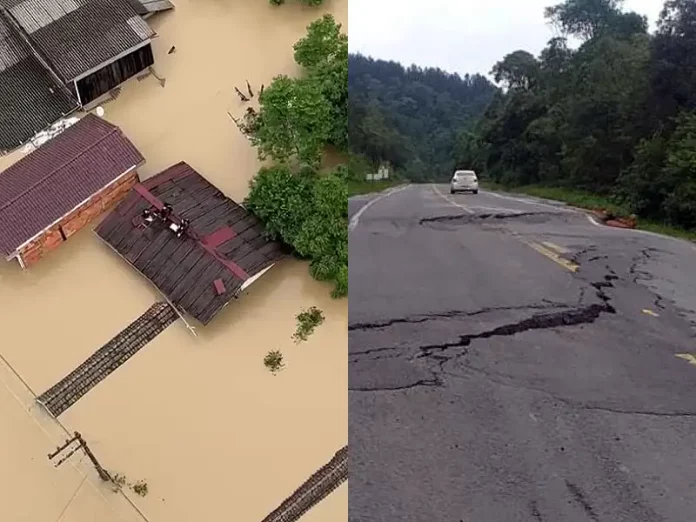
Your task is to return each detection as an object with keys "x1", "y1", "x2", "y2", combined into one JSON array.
[
  {"x1": 347, "y1": 179, "x2": 402, "y2": 196},
  {"x1": 481, "y1": 181, "x2": 696, "y2": 241}
]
